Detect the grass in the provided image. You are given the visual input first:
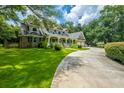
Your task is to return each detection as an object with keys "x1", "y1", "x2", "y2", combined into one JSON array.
[
  {"x1": 0, "y1": 47, "x2": 88, "y2": 88},
  {"x1": 74, "y1": 47, "x2": 89, "y2": 50}
]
